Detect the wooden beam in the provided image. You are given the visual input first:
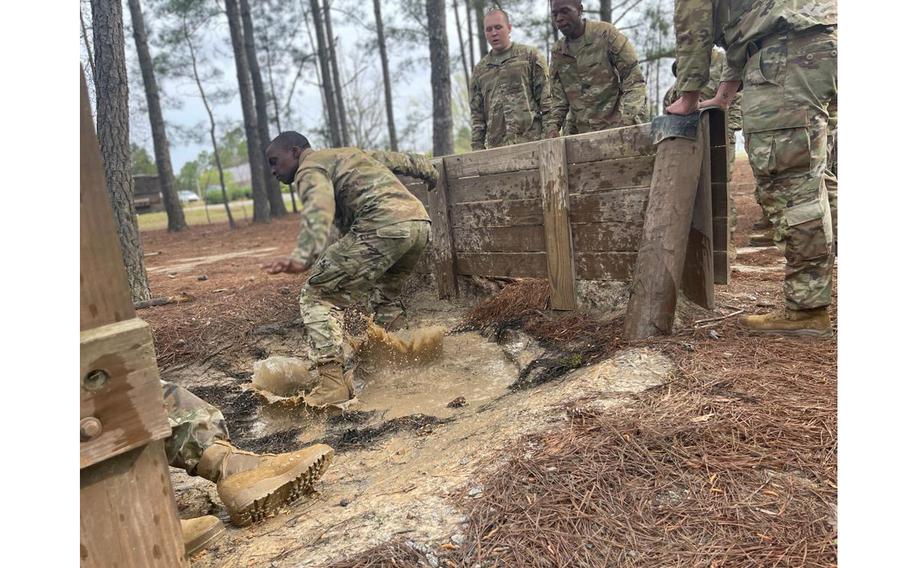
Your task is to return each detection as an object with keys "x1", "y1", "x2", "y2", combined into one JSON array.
[
  {"x1": 444, "y1": 140, "x2": 539, "y2": 178},
  {"x1": 452, "y1": 225, "x2": 546, "y2": 253},
  {"x1": 681, "y1": 113, "x2": 715, "y2": 310},
  {"x1": 564, "y1": 123, "x2": 655, "y2": 164},
  {"x1": 455, "y1": 252, "x2": 549, "y2": 278},
  {"x1": 447, "y1": 169, "x2": 539, "y2": 203},
  {"x1": 707, "y1": 109, "x2": 731, "y2": 284},
  {"x1": 451, "y1": 198, "x2": 544, "y2": 228},
  {"x1": 567, "y1": 155, "x2": 656, "y2": 194},
  {"x1": 429, "y1": 158, "x2": 458, "y2": 298},
  {"x1": 624, "y1": 116, "x2": 707, "y2": 339},
  {"x1": 539, "y1": 137, "x2": 576, "y2": 310}
]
